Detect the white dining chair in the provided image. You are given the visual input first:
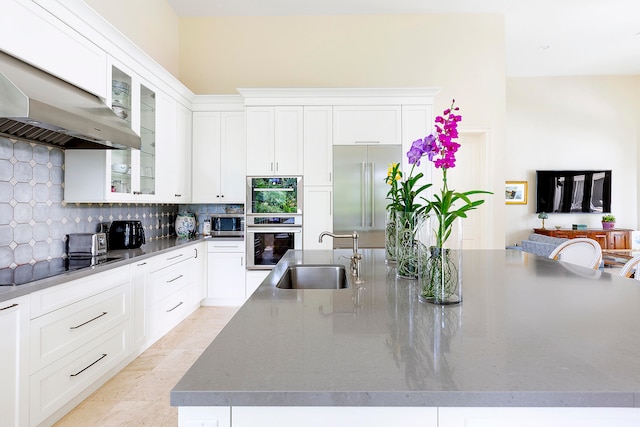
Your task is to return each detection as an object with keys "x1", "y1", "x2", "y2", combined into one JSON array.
[
  {"x1": 548, "y1": 238, "x2": 602, "y2": 270},
  {"x1": 619, "y1": 255, "x2": 640, "y2": 279}
]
